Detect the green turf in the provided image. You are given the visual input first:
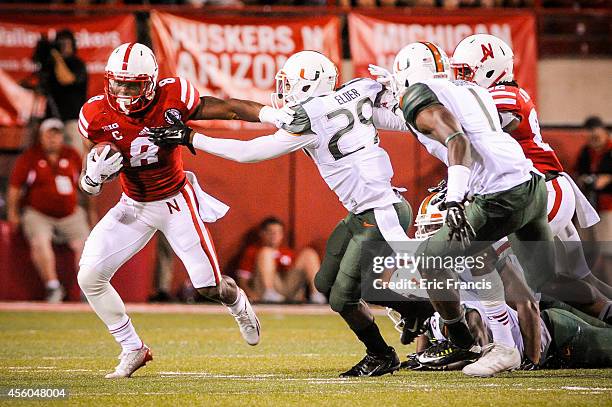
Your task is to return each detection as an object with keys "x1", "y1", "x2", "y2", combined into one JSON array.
[{"x1": 0, "y1": 310, "x2": 611, "y2": 406}]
